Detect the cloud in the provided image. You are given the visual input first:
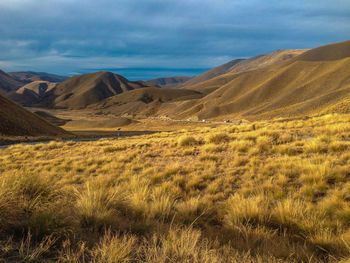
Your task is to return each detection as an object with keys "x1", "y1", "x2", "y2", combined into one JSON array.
[{"x1": 0, "y1": 0, "x2": 349, "y2": 79}]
